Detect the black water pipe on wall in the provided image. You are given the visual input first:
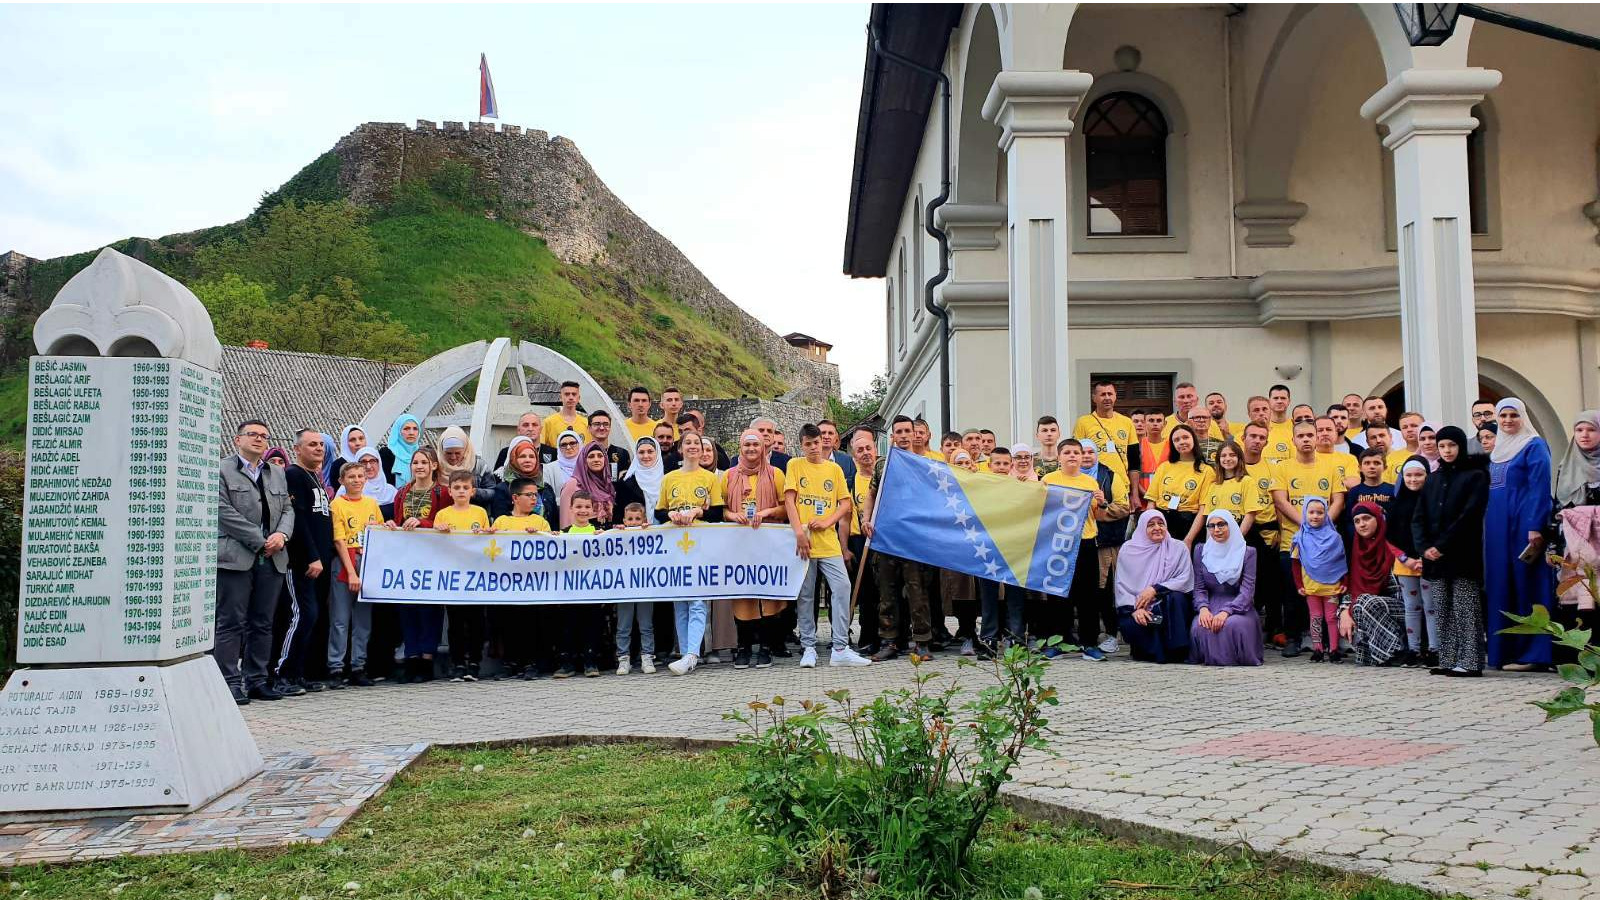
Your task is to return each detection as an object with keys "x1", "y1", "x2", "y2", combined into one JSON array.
[{"x1": 870, "y1": 21, "x2": 953, "y2": 435}]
